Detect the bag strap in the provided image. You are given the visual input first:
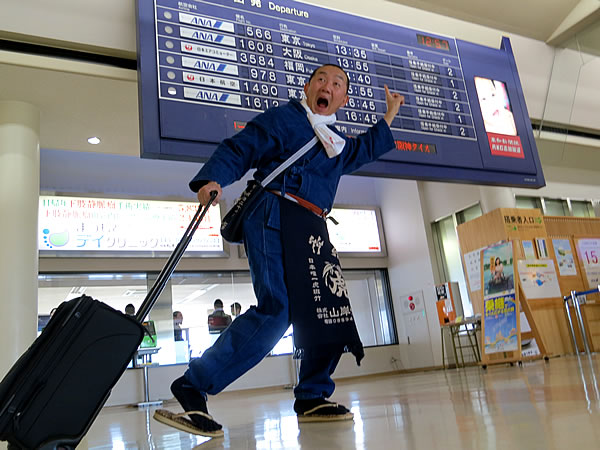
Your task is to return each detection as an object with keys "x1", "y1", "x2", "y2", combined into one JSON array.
[{"x1": 259, "y1": 136, "x2": 319, "y2": 188}]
